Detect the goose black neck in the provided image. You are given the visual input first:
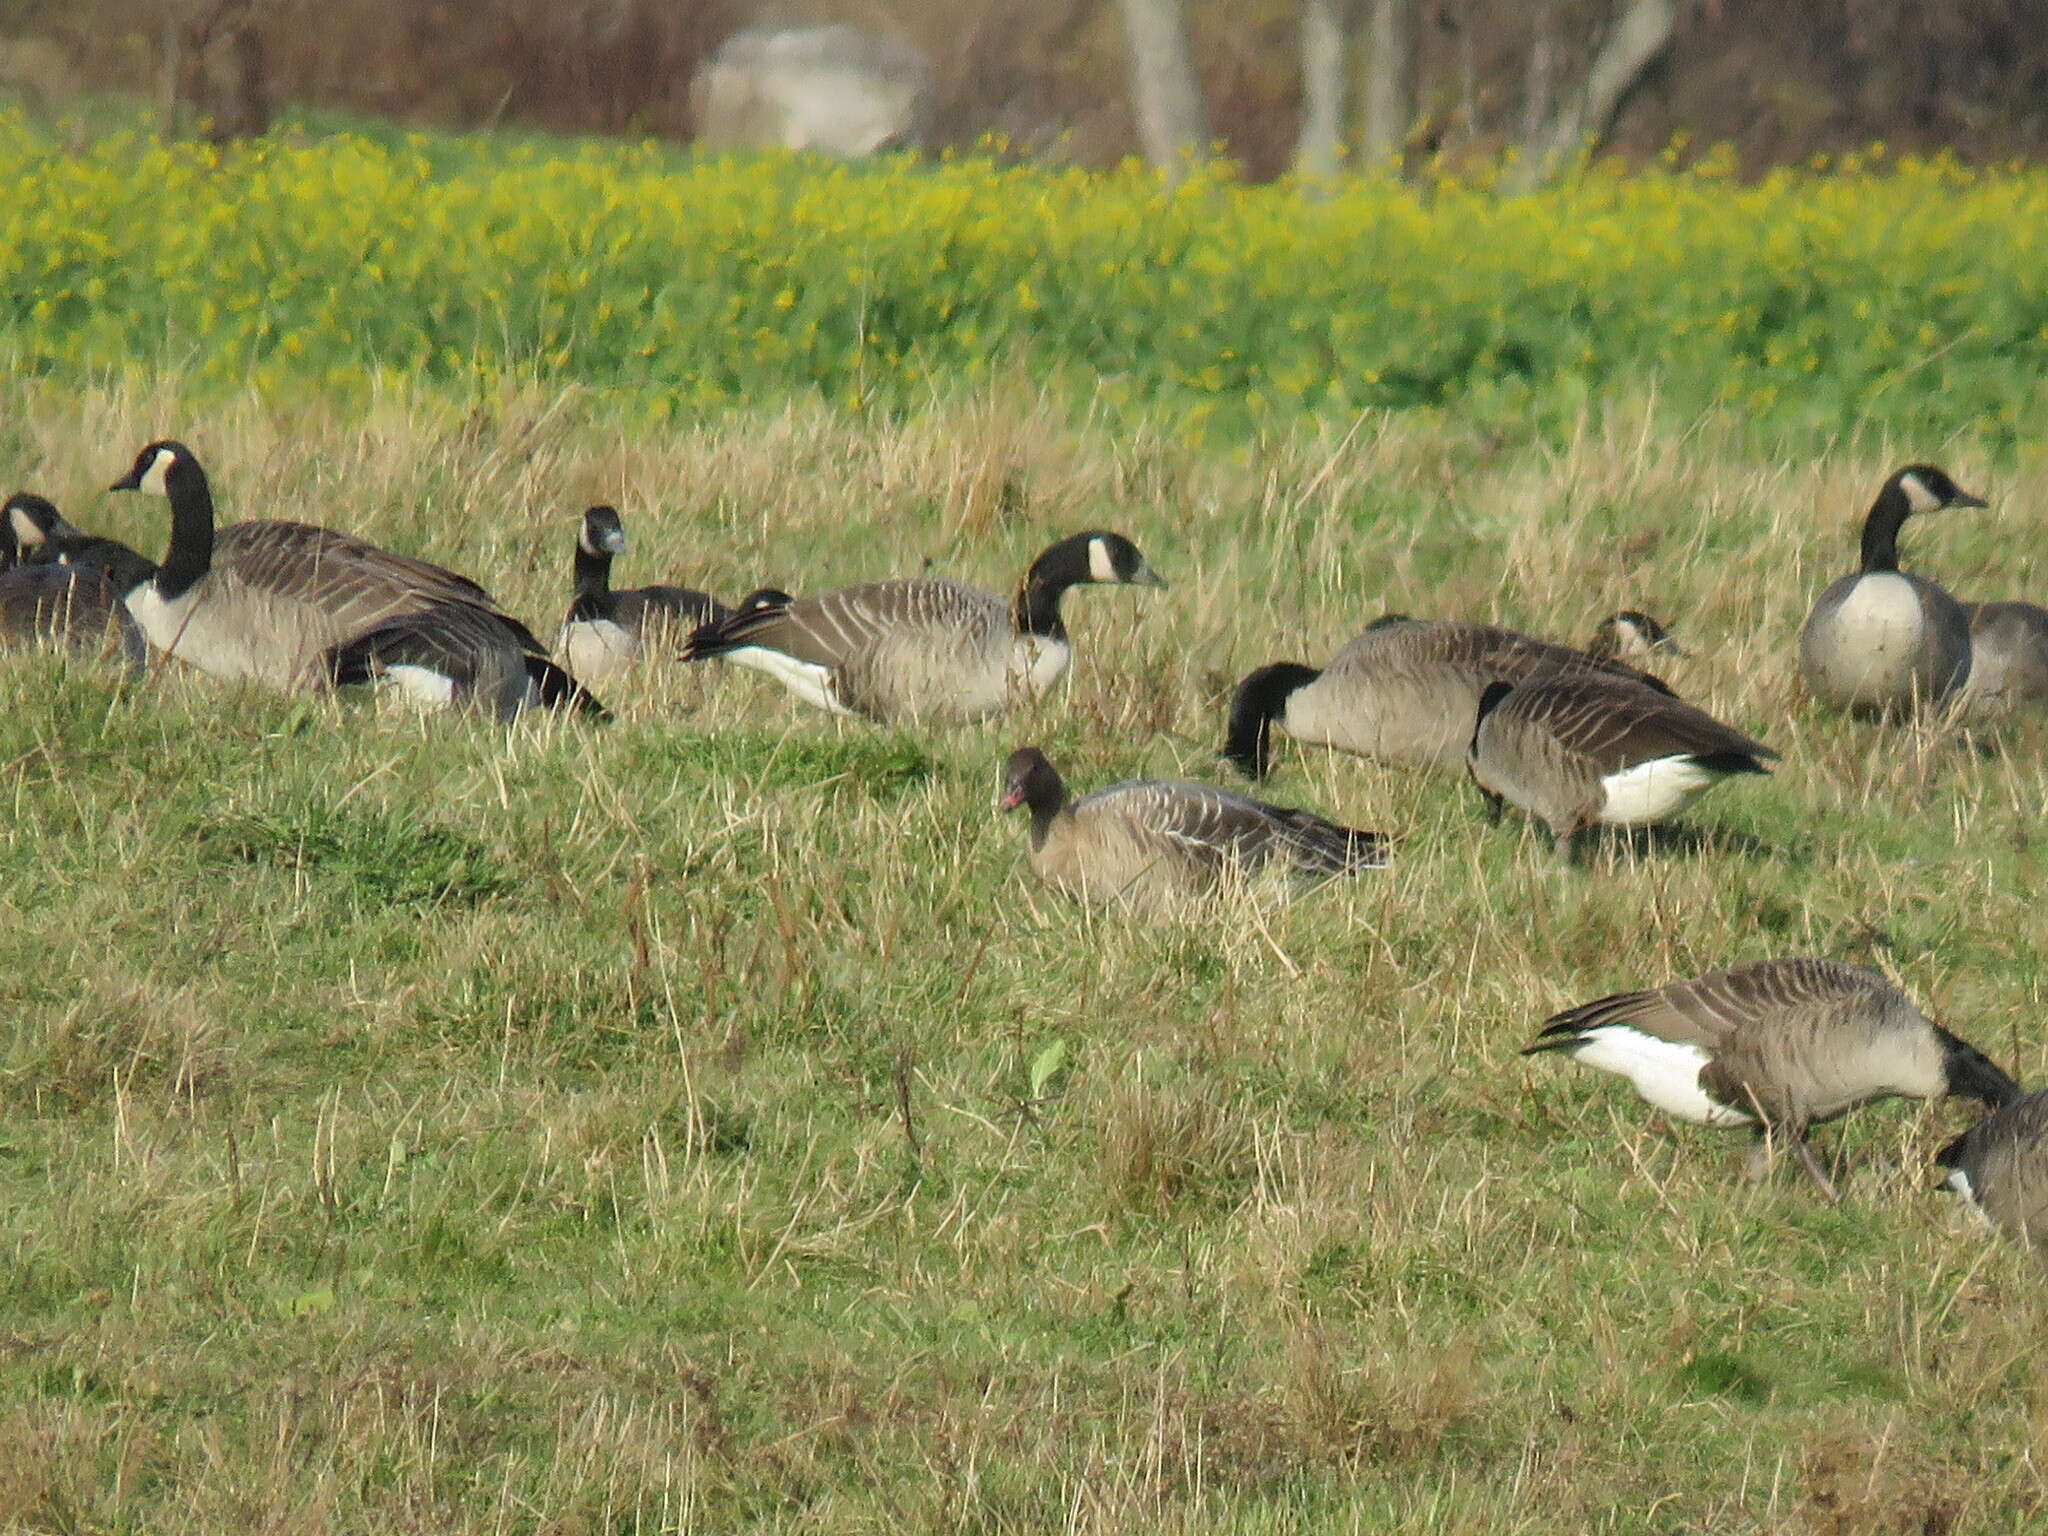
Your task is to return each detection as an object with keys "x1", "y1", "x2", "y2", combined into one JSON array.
[
  {"x1": 155, "y1": 465, "x2": 218, "y2": 600},
  {"x1": 1940, "y1": 1028, "x2": 2020, "y2": 1109},
  {"x1": 1470, "y1": 680, "x2": 1515, "y2": 757},
  {"x1": 1858, "y1": 484, "x2": 1911, "y2": 574},
  {"x1": 573, "y1": 543, "x2": 616, "y2": 618},
  {"x1": 1014, "y1": 538, "x2": 1097, "y2": 639},
  {"x1": 1224, "y1": 663, "x2": 1319, "y2": 780},
  {"x1": 1022, "y1": 768, "x2": 1068, "y2": 849}
]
